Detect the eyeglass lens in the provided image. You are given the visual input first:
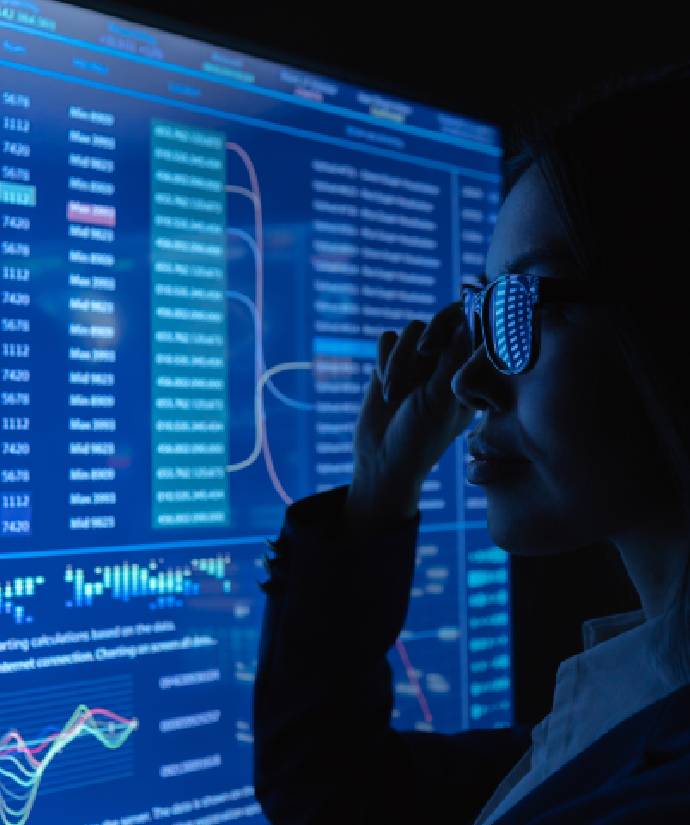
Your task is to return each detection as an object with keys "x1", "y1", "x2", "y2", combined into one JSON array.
[{"x1": 462, "y1": 278, "x2": 534, "y2": 374}]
